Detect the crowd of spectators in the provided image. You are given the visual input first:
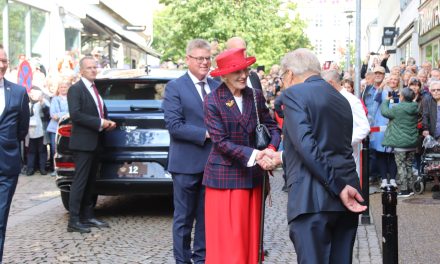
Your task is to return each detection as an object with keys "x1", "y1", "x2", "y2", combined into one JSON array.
[
  {"x1": 255, "y1": 52, "x2": 440, "y2": 199},
  {"x1": 4, "y1": 50, "x2": 108, "y2": 176}
]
